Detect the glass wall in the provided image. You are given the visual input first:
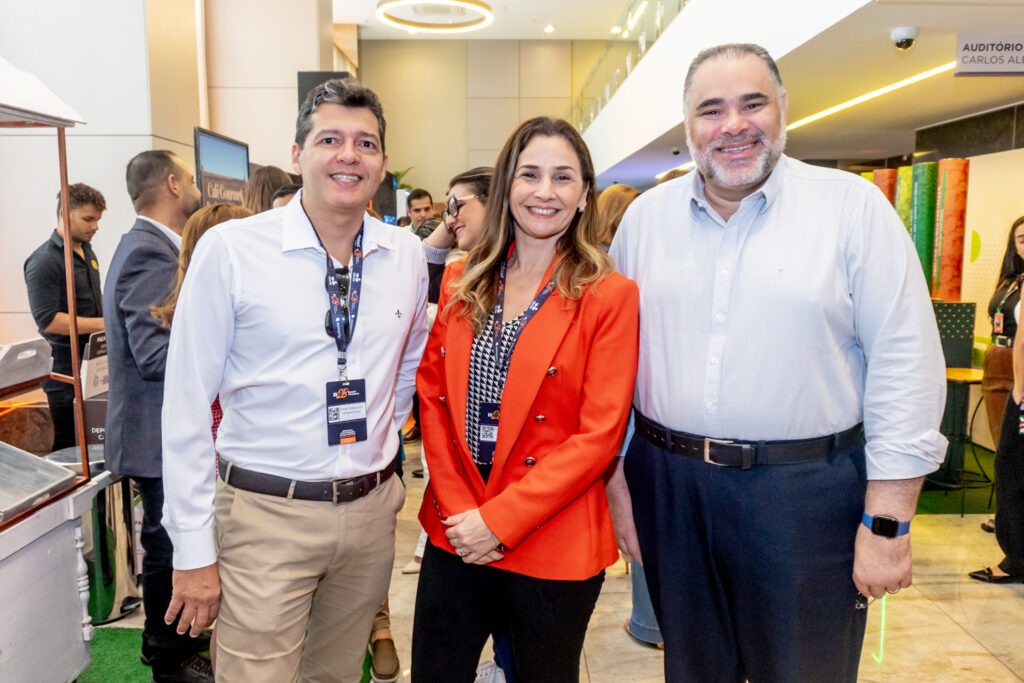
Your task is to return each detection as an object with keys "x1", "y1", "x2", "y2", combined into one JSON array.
[{"x1": 571, "y1": 0, "x2": 690, "y2": 132}]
